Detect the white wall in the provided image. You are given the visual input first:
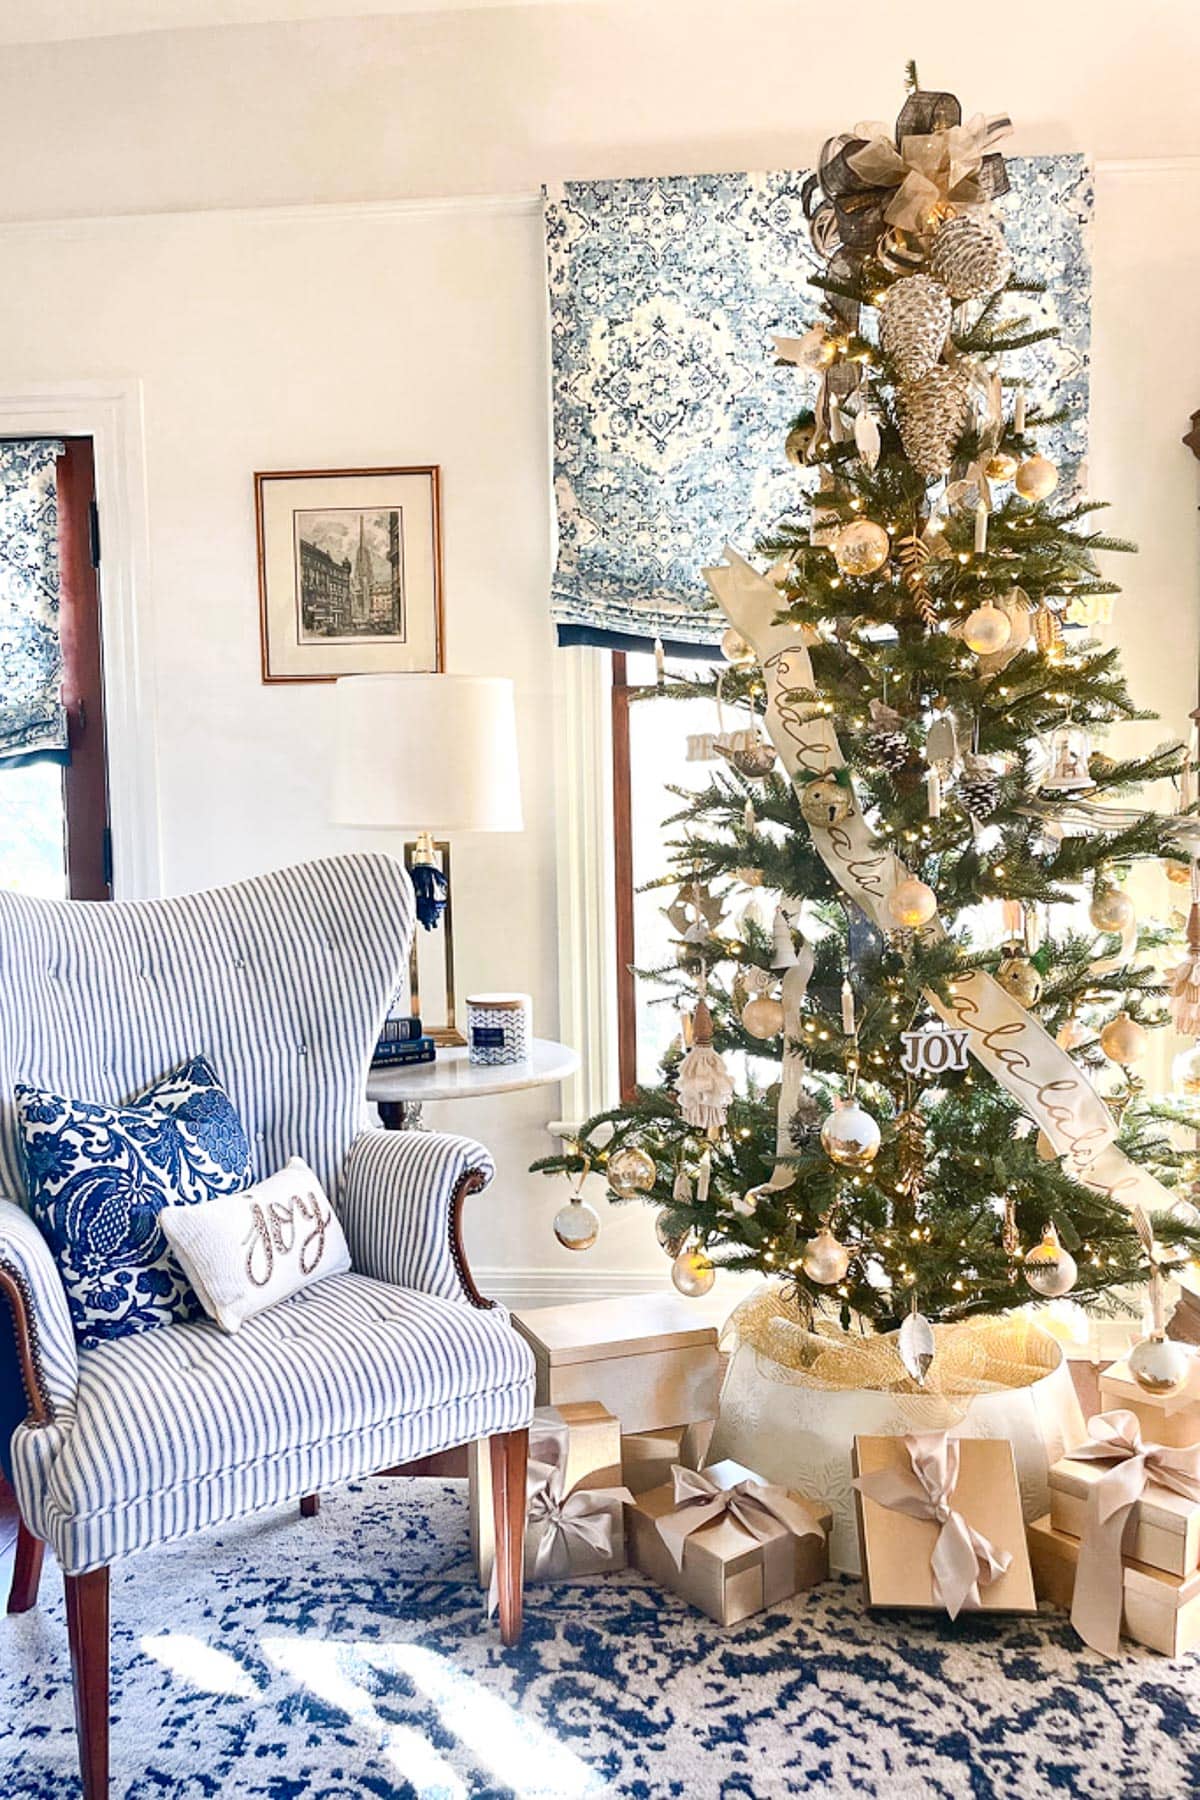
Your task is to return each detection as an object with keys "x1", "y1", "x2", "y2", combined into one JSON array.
[{"x1": 1, "y1": 2, "x2": 1198, "y2": 1303}]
